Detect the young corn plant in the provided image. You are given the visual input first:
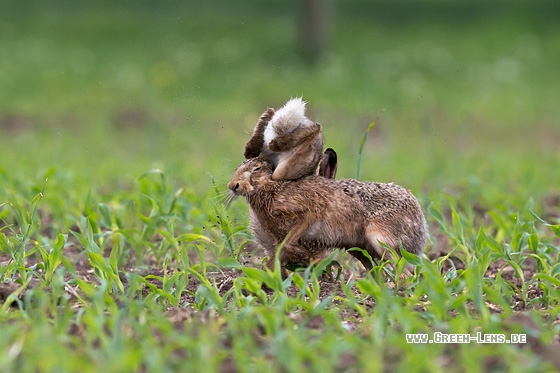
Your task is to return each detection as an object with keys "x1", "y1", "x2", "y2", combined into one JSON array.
[
  {"x1": 71, "y1": 218, "x2": 124, "y2": 294},
  {"x1": 135, "y1": 169, "x2": 193, "y2": 265},
  {"x1": 36, "y1": 233, "x2": 66, "y2": 285},
  {"x1": 356, "y1": 116, "x2": 379, "y2": 180},
  {"x1": 209, "y1": 179, "x2": 254, "y2": 265}
]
